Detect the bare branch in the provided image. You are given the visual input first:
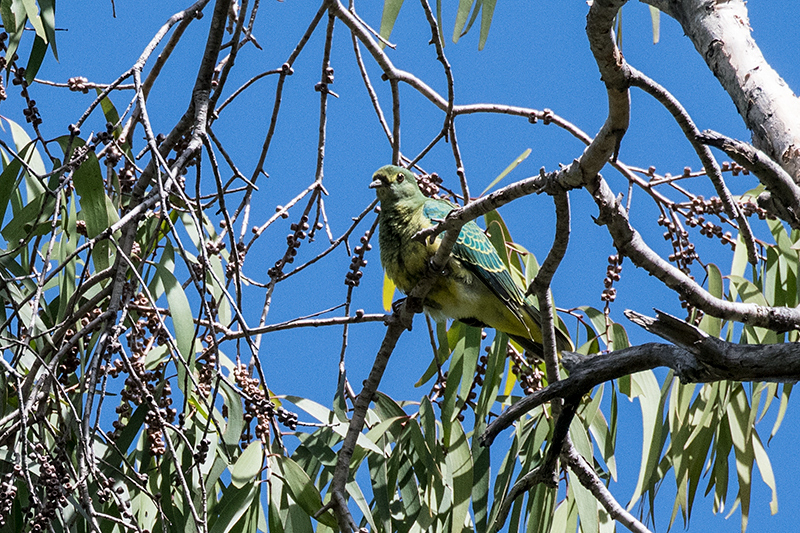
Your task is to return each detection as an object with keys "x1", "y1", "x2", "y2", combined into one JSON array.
[{"x1": 629, "y1": 66, "x2": 758, "y2": 264}]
